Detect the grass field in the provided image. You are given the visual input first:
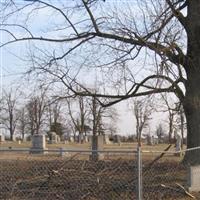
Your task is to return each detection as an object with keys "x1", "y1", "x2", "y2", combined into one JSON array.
[
  {"x1": 0, "y1": 141, "x2": 197, "y2": 200},
  {"x1": 0, "y1": 140, "x2": 183, "y2": 151}
]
